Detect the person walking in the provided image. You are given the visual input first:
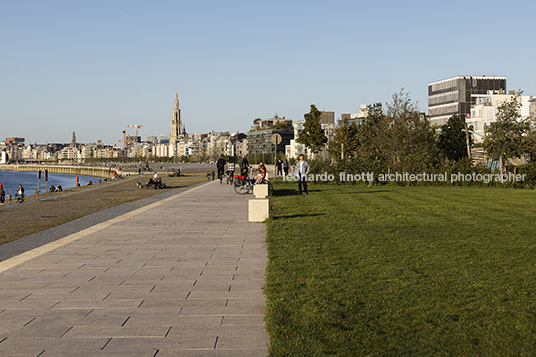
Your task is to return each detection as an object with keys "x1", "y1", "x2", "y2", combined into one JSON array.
[
  {"x1": 276, "y1": 158, "x2": 283, "y2": 176},
  {"x1": 216, "y1": 155, "x2": 226, "y2": 184},
  {"x1": 226, "y1": 158, "x2": 235, "y2": 184},
  {"x1": 283, "y1": 159, "x2": 290, "y2": 177},
  {"x1": 239, "y1": 154, "x2": 249, "y2": 176},
  {"x1": 0, "y1": 183, "x2": 5, "y2": 203},
  {"x1": 295, "y1": 154, "x2": 310, "y2": 195}
]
